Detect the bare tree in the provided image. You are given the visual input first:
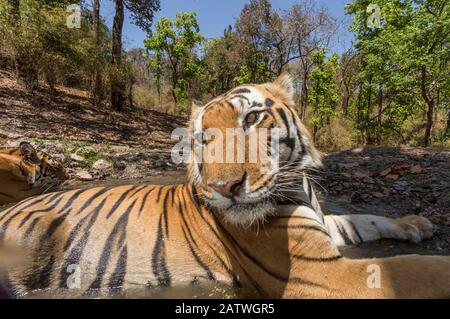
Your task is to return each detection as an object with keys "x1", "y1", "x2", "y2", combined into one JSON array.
[{"x1": 92, "y1": 0, "x2": 101, "y2": 105}]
